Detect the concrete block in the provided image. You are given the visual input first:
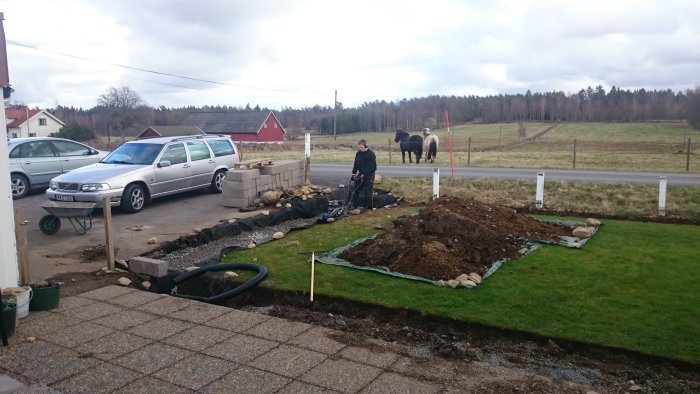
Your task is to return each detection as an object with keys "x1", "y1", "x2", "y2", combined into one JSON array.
[
  {"x1": 129, "y1": 256, "x2": 168, "y2": 278},
  {"x1": 224, "y1": 187, "x2": 257, "y2": 199},
  {"x1": 225, "y1": 169, "x2": 260, "y2": 181}
]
